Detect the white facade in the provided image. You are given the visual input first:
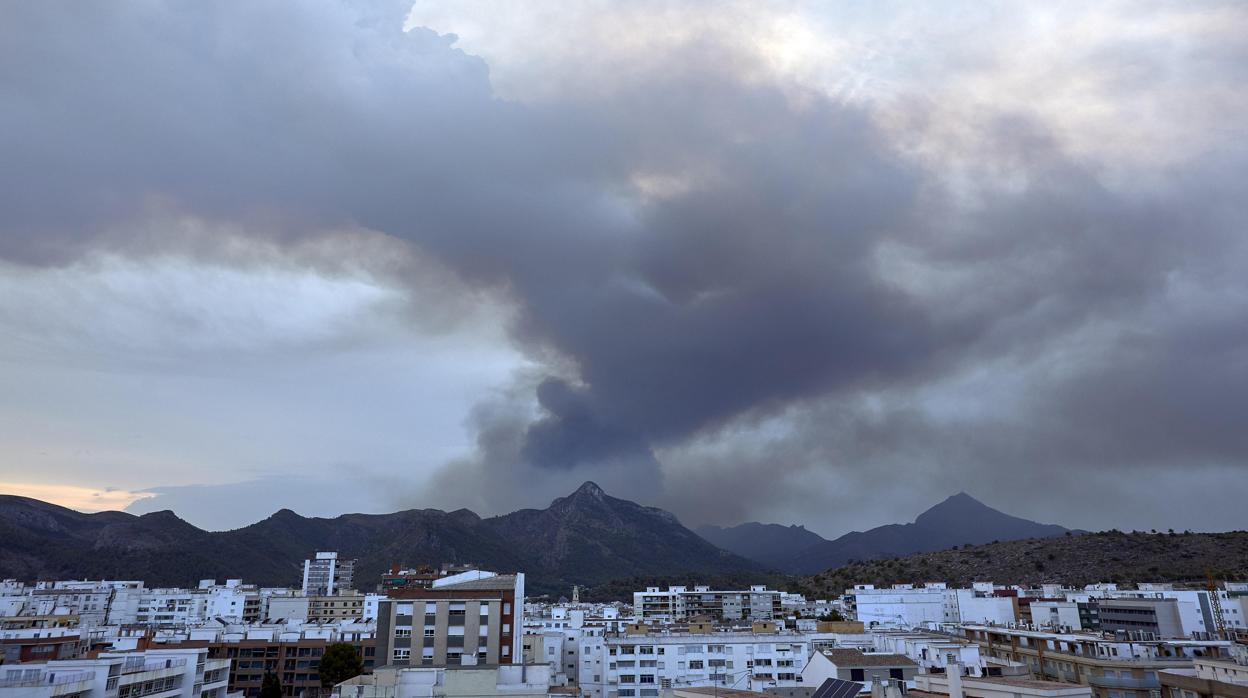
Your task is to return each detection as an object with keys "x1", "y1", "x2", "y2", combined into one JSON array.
[
  {"x1": 1029, "y1": 602, "x2": 1083, "y2": 631},
  {"x1": 0, "y1": 647, "x2": 232, "y2": 698},
  {"x1": 871, "y1": 631, "x2": 985, "y2": 677},
  {"x1": 953, "y1": 590, "x2": 1017, "y2": 626},
  {"x1": 265, "y1": 596, "x2": 310, "y2": 622},
  {"x1": 601, "y1": 632, "x2": 809, "y2": 698},
  {"x1": 849, "y1": 586, "x2": 957, "y2": 628}
]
